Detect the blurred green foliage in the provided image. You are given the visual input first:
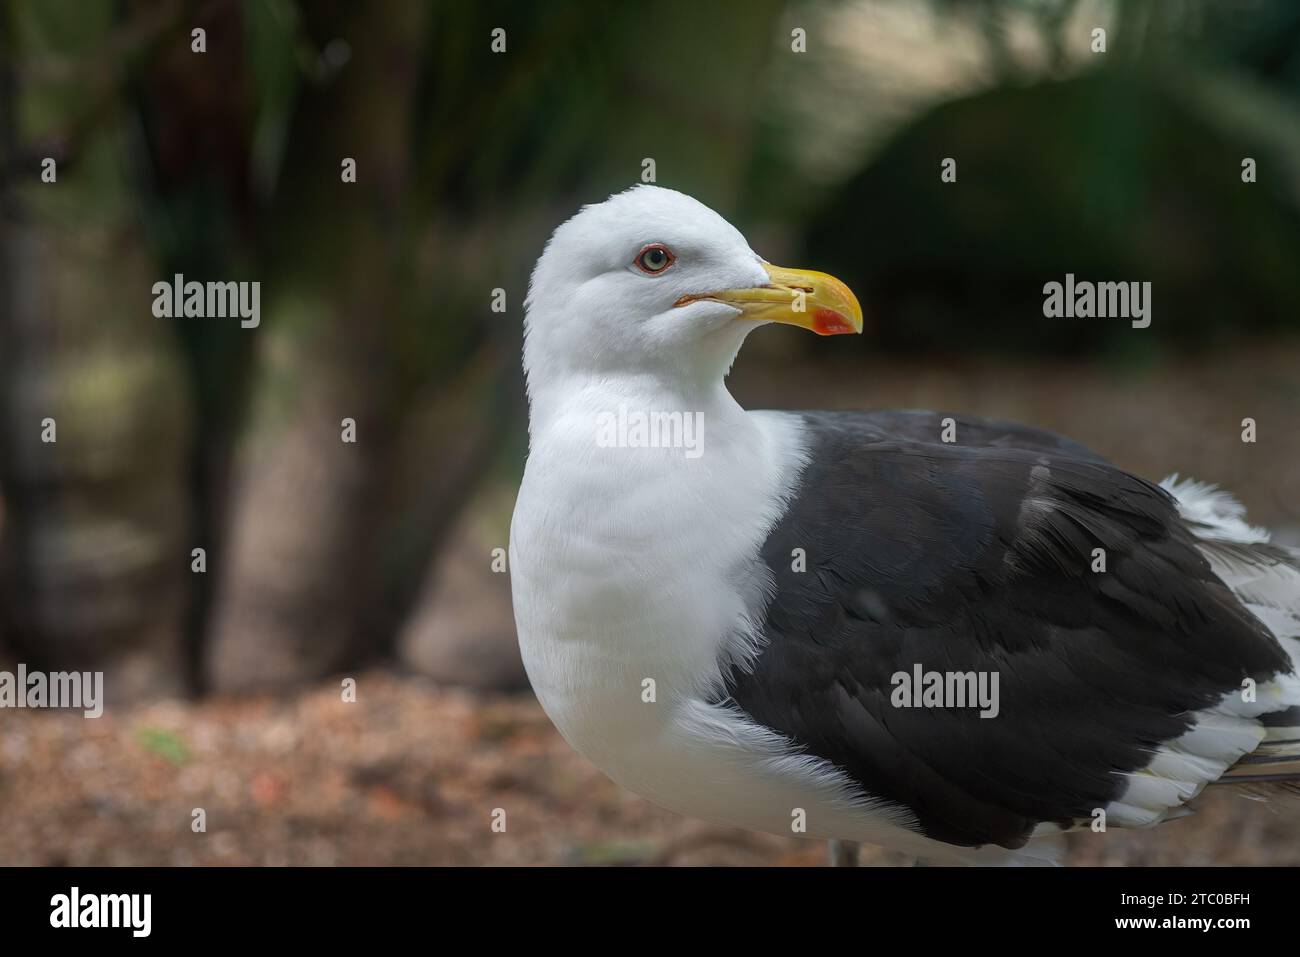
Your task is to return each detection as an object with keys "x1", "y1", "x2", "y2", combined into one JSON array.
[
  {"x1": 806, "y1": 66, "x2": 1300, "y2": 356},
  {"x1": 799, "y1": 0, "x2": 1300, "y2": 357},
  {"x1": 135, "y1": 726, "x2": 192, "y2": 766}
]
